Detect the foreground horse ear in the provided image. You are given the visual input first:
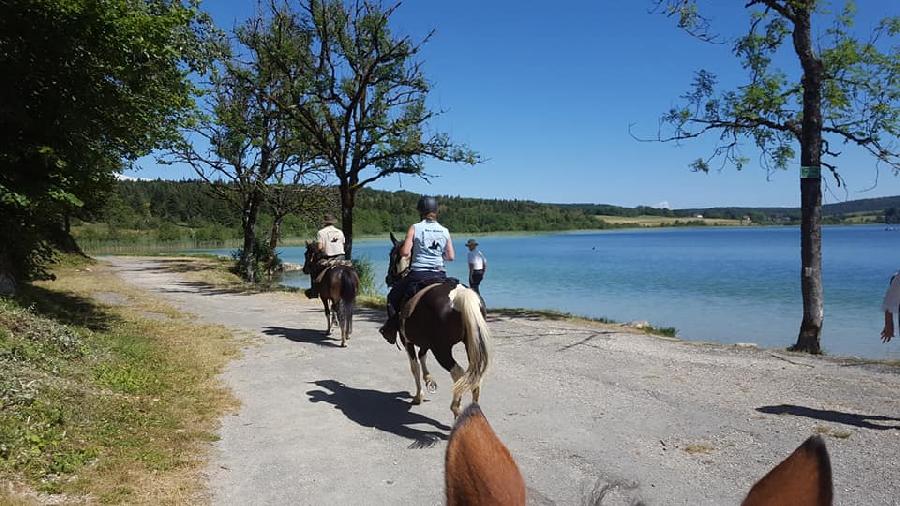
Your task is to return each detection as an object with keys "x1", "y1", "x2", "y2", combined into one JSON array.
[
  {"x1": 445, "y1": 403, "x2": 526, "y2": 506},
  {"x1": 742, "y1": 436, "x2": 833, "y2": 506},
  {"x1": 390, "y1": 232, "x2": 399, "y2": 245}
]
